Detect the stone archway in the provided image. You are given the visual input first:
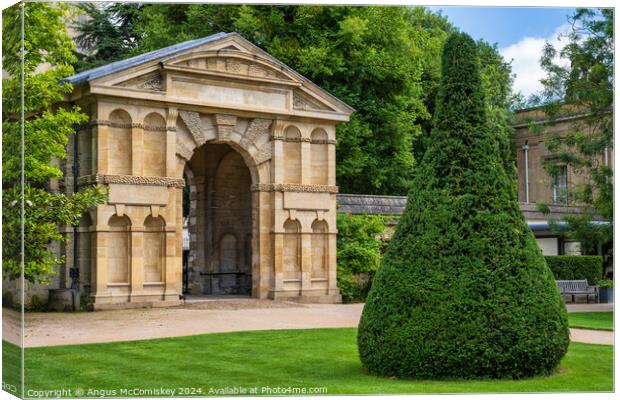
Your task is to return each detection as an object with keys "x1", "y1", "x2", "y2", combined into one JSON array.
[
  {"x1": 64, "y1": 32, "x2": 352, "y2": 309},
  {"x1": 186, "y1": 143, "x2": 253, "y2": 296}
]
